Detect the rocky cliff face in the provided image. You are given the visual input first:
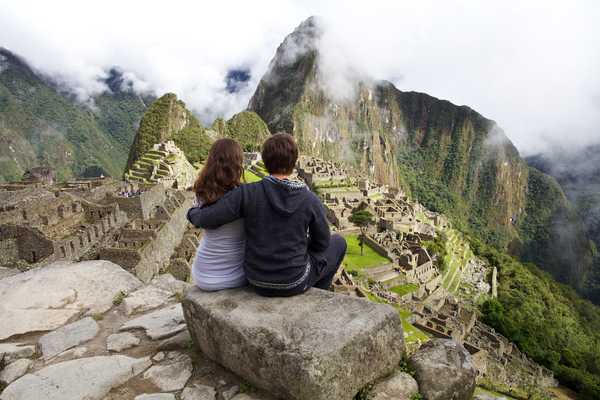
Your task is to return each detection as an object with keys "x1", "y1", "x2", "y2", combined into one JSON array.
[
  {"x1": 248, "y1": 17, "x2": 592, "y2": 291},
  {"x1": 0, "y1": 48, "x2": 149, "y2": 181},
  {"x1": 249, "y1": 18, "x2": 525, "y2": 242}
]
